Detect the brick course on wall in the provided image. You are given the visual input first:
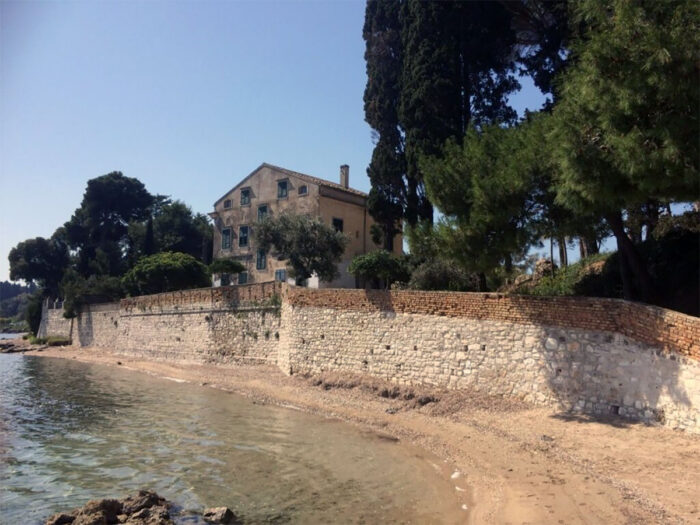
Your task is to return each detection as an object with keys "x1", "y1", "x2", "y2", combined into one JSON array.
[
  {"x1": 40, "y1": 283, "x2": 700, "y2": 432},
  {"x1": 283, "y1": 288, "x2": 700, "y2": 360}
]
